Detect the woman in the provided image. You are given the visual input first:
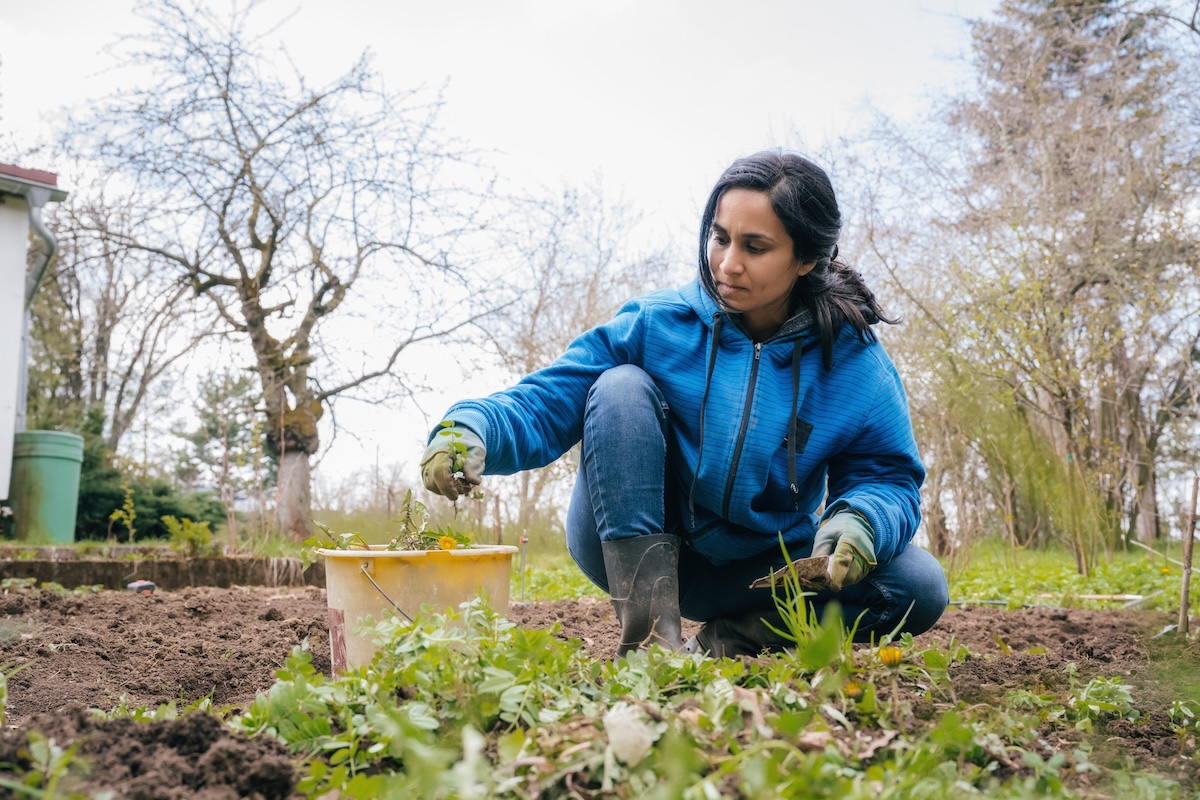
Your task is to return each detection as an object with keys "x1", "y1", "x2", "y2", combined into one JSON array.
[{"x1": 421, "y1": 150, "x2": 948, "y2": 657}]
